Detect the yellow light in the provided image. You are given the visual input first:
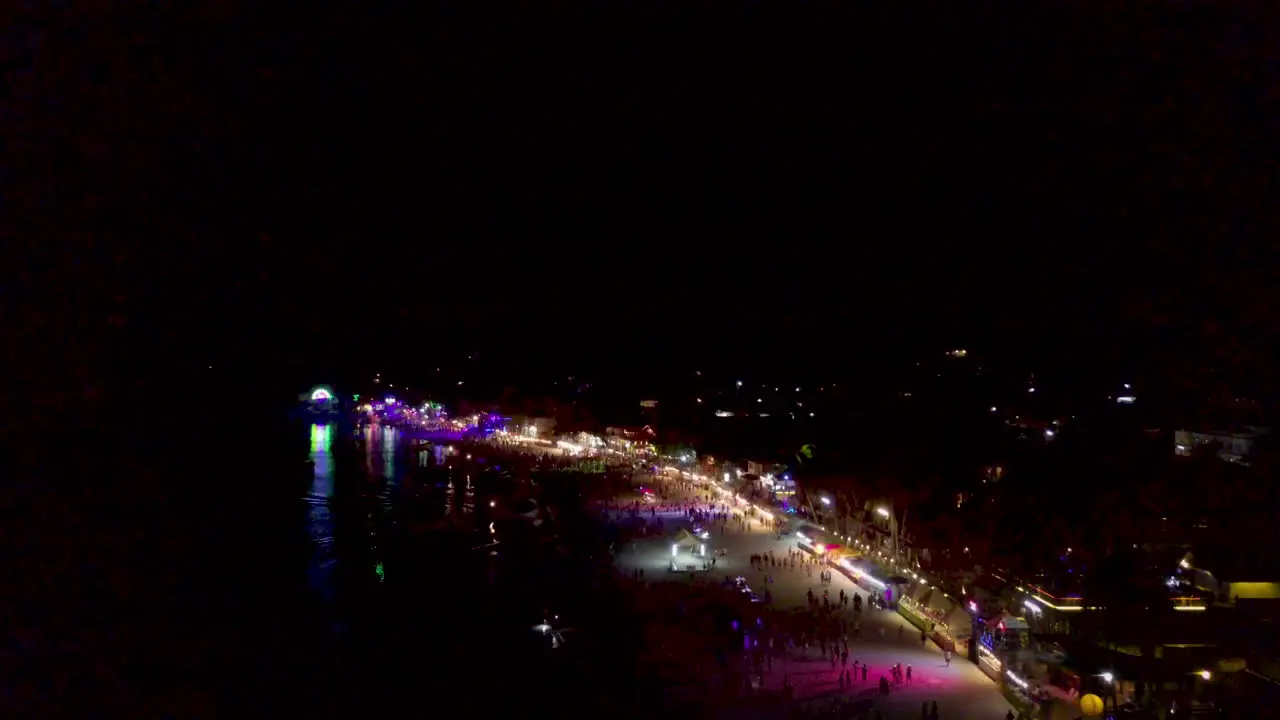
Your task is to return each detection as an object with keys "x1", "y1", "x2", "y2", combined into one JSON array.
[{"x1": 1199, "y1": 670, "x2": 1212, "y2": 681}]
